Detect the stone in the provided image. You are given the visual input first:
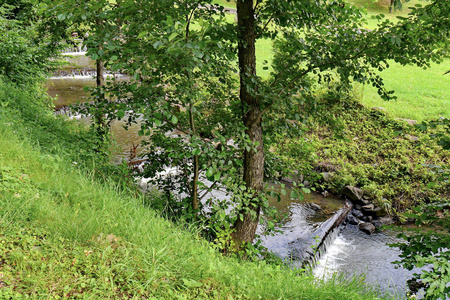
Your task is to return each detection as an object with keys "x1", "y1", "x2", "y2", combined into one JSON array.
[
  {"x1": 362, "y1": 204, "x2": 375, "y2": 211},
  {"x1": 373, "y1": 206, "x2": 388, "y2": 217},
  {"x1": 343, "y1": 186, "x2": 364, "y2": 202},
  {"x1": 361, "y1": 215, "x2": 373, "y2": 222},
  {"x1": 321, "y1": 190, "x2": 330, "y2": 197},
  {"x1": 361, "y1": 198, "x2": 370, "y2": 205},
  {"x1": 303, "y1": 180, "x2": 310, "y2": 187},
  {"x1": 359, "y1": 222, "x2": 376, "y2": 235},
  {"x1": 281, "y1": 176, "x2": 294, "y2": 183},
  {"x1": 321, "y1": 172, "x2": 334, "y2": 182},
  {"x1": 347, "y1": 214, "x2": 359, "y2": 225},
  {"x1": 396, "y1": 118, "x2": 418, "y2": 126},
  {"x1": 372, "y1": 107, "x2": 387, "y2": 114},
  {"x1": 352, "y1": 209, "x2": 364, "y2": 219},
  {"x1": 372, "y1": 216, "x2": 394, "y2": 228},
  {"x1": 310, "y1": 203, "x2": 322, "y2": 210},
  {"x1": 405, "y1": 134, "x2": 419, "y2": 141}
]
